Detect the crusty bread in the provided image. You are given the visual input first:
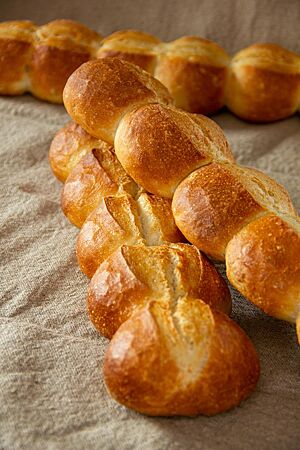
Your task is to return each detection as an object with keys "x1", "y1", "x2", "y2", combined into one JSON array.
[
  {"x1": 115, "y1": 104, "x2": 234, "y2": 197},
  {"x1": 49, "y1": 122, "x2": 102, "y2": 182},
  {"x1": 49, "y1": 58, "x2": 264, "y2": 415},
  {"x1": 155, "y1": 36, "x2": 230, "y2": 114},
  {"x1": 97, "y1": 29, "x2": 160, "y2": 73},
  {"x1": 1, "y1": 20, "x2": 300, "y2": 121},
  {"x1": 226, "y1": 214, "x2": 300, "y2": 323},
  {"x1": 104, "y1": 296, "x2": 259, "y2": 416},
  {"x1": 61, "y1": 145, "x2": 139, "y2": 227},
  {"x1": 226, "y1": 43, "x2": 300, "y2": 122},
  {"x1": 0, "y1": 20, "x2": 102, "y2": 102},
  {"x1": 63, "y1": 58, "x2": 300, "y2": 342},
  {"x1": 63, "y1": 58, "x2": 173, "y2": 144},
  {"x1": 88, "y1": 243, "x2": 231, "y2": 338},
  {"x1": 77, "y1": 193, "x2": 183, "y2": 278},
  {"x1": 172, "y1": 163, "x2": 296, "y2": 260},
  {"x1": 0, "y1": 21, "x2": 35, "y2": 95}
]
